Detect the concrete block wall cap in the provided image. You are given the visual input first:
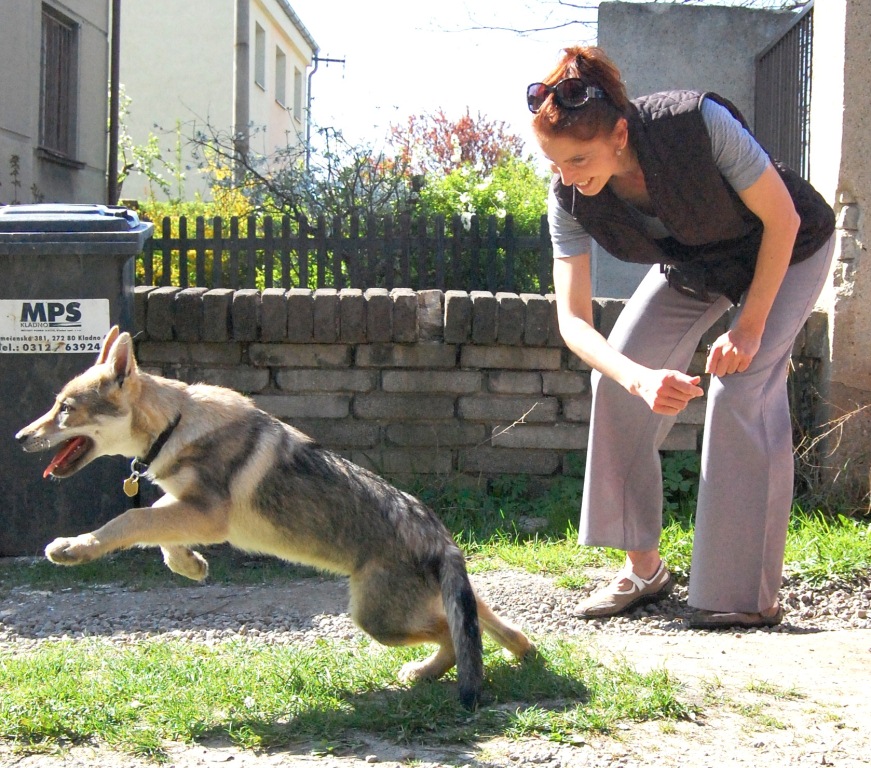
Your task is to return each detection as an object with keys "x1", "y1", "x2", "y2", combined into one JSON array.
[{"x1": 135, "y1": 288, "x2": 826, "y2": 354}]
